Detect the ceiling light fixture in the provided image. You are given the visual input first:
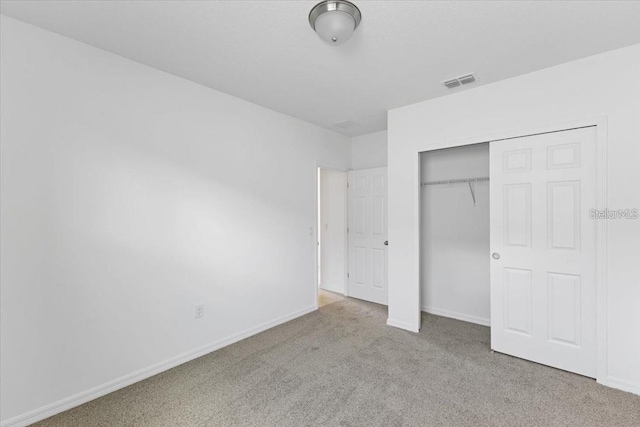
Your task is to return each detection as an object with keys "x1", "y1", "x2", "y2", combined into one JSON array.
[{"x1": 309, "y1": 0, "x2": 362, "y2": 46}]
